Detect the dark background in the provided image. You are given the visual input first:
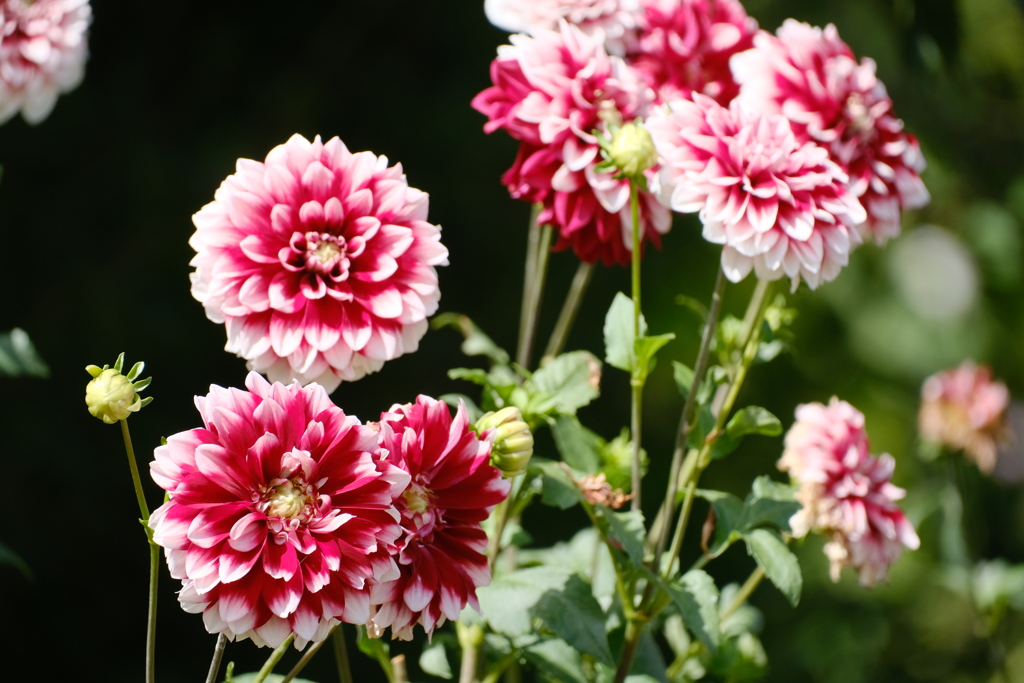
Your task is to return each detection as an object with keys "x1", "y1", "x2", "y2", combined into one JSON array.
[{"x1": 3, "y1": 0, "x2": 1024, "y2": 681}]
